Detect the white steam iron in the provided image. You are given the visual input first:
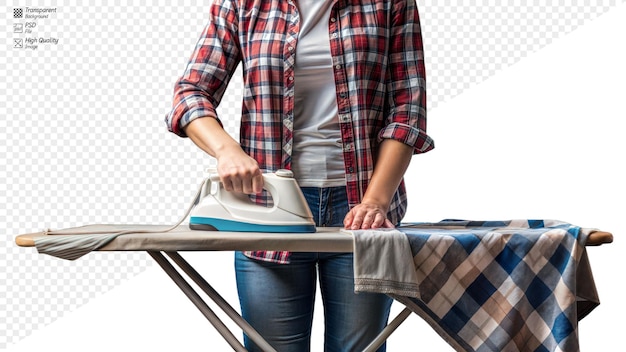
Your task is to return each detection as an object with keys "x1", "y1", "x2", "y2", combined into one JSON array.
[{"x1": 189, "y1": 169, "x2": 316, "y2": 233}]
